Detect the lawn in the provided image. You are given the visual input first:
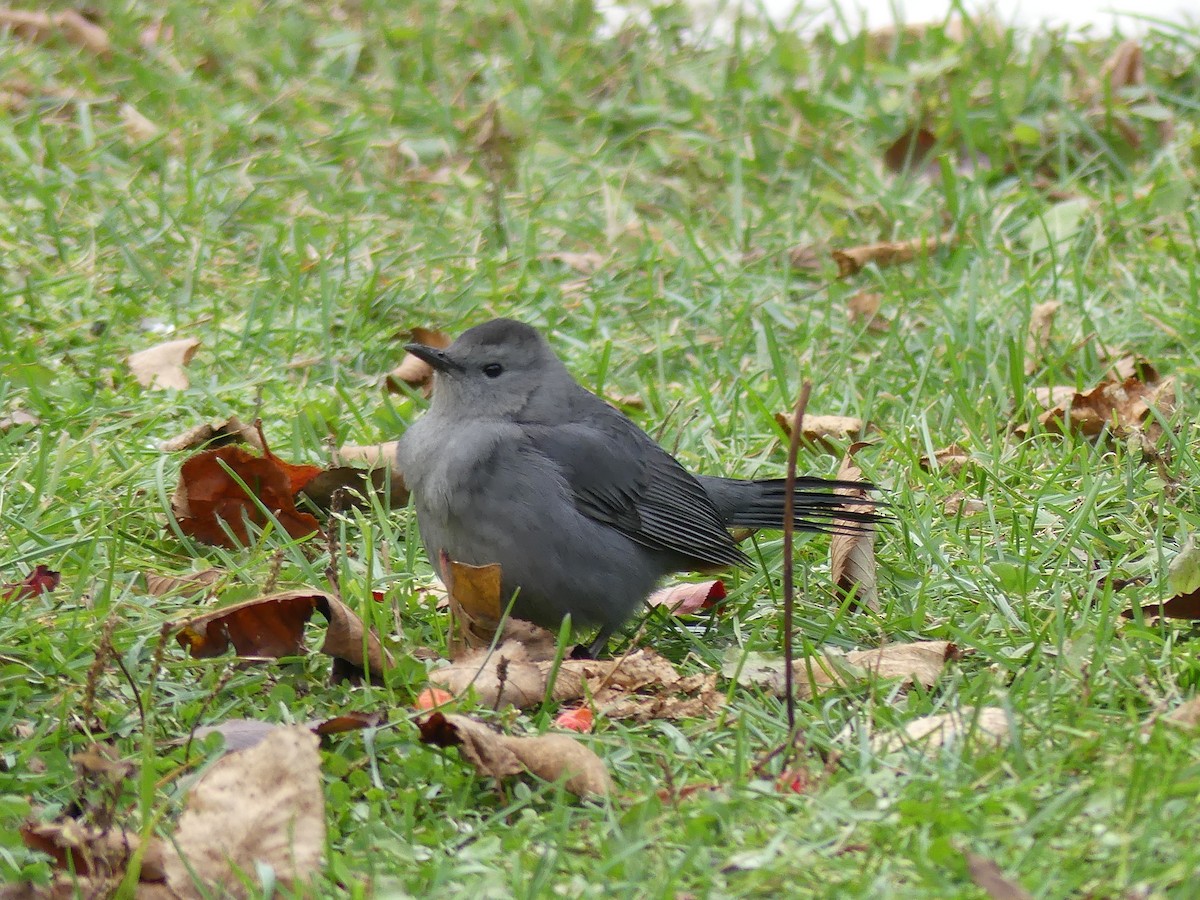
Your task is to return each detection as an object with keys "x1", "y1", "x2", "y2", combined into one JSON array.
[{"x1": 3, "y1": 1, "x2": 1200, "y2": 897}]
